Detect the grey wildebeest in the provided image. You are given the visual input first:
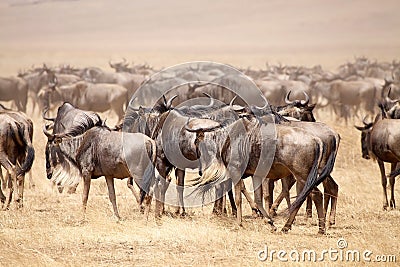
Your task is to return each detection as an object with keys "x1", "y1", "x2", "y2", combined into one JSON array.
[
  {"x1": 0, "y1": 76, "x2": 29, "y2": 112},
  {"x1": 43, "y1": 124, "x2": 160, "y2": 219},
  {"x1": 186, "y1": 111, "x2": 336, "y2": 234},
  {"x1": 355, "y1": 116, "x2": 400, "y2": 209},
  {"x1": 0, "y1": 109, "x2": 35, "y2": 209},
  {"x1": 39, "y1": 80, "x2": 128, "y2": 121}
]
